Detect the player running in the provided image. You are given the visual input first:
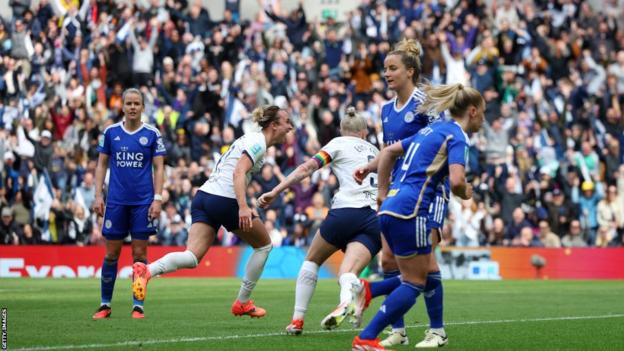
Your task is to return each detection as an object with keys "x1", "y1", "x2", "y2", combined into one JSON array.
[
  {"x1": 132, "y1": 105, "x2": 293, "y2": 318},
  {"x1": 352, "y1": 83, "x2": 484, "y2": 350},
  {"x1": 257, "y1": 107, "x2": 381, "y2": 335},
  {"x1": 92, "y1": 88, "x2": 166, "y2": 320}
]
